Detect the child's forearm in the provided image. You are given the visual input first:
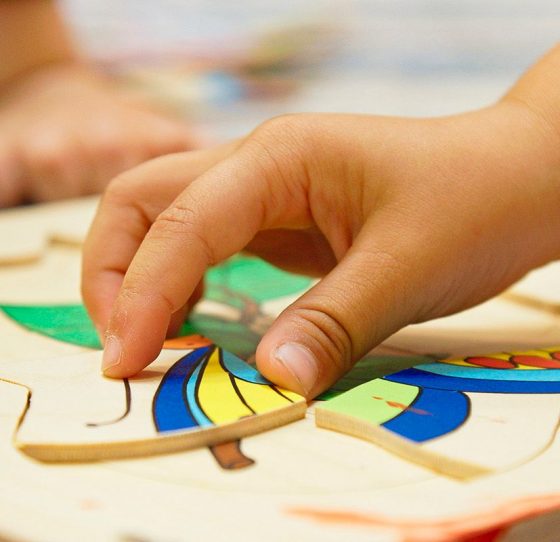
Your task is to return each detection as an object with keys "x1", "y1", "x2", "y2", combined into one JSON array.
[
  {"x1": 0, "y1": 0, "x2": 77, "y2": 90},
  {"x1": 503, "y1": 42, "x2": 560, "y2": 139}
]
